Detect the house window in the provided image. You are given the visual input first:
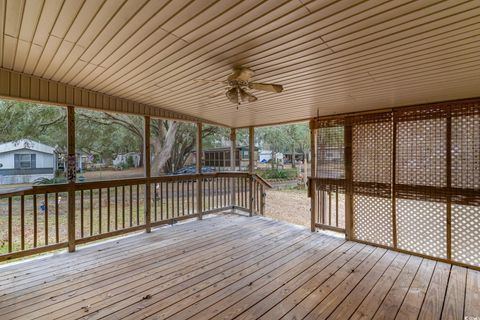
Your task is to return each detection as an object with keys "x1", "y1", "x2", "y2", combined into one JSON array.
[{"x1": 14, "y1": 154, "x2": 36, "y2": 169}]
